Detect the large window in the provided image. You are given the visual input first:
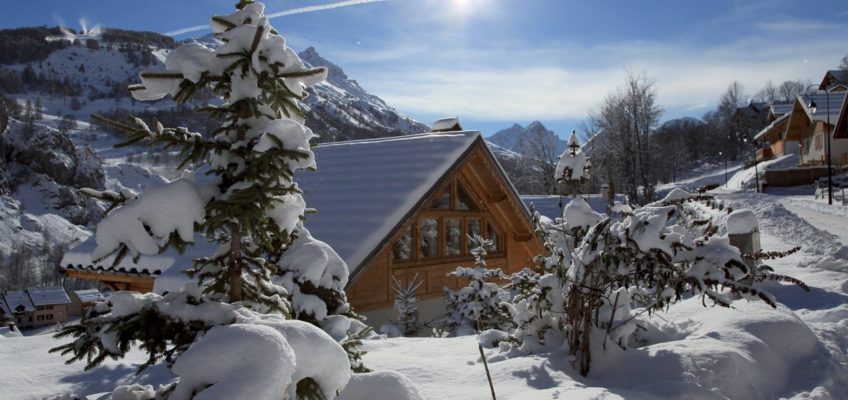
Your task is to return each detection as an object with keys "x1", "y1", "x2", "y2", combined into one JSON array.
[
  {"x1": 419, "y1": 218, "x2": 440, "y2": 259},
  {"x1": 392, "y1": 178, "x2": 505, "y2": 265}
]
